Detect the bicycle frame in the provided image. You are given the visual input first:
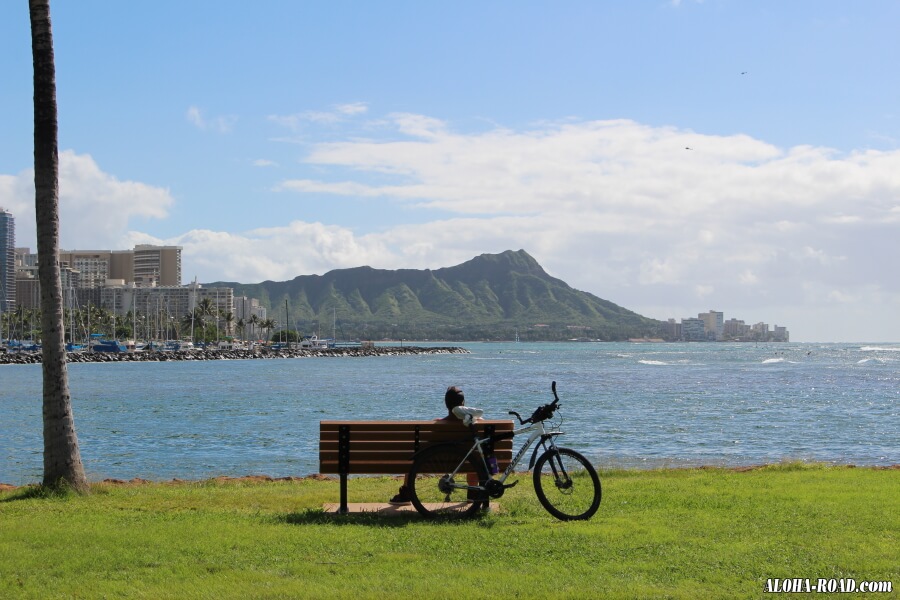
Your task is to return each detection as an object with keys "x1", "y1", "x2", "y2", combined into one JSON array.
[
  {"x1": 411, "y1": 381, "x2": 601, "y2": 521},
  {"x1": 449, "y1": 419, "x2": 563, "y2": 492}
]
